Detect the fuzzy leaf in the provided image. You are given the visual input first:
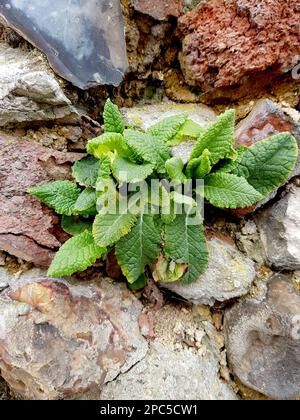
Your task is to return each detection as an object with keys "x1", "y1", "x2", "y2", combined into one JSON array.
[
  {"x1": 186, "y1": 149, "x2": 212, "y2": 179},
  {"x1": 112, "y1": 157, "x2": 154, "y2": 183},
  {"x1": 87, "y1": 133, "x2": 130, "y2": 159},
  {"x1": 204, "y1": 173, "x2": 263, "y2": 208},
  {"x1": 129, "y1": 274, "x2": 148, "y2": 291},
  {"x1": 115, "y1": 213, "x2": 161, "y2": 283},
  {"x1": 73, "y1": 188, "x2": 97, "y2": 213},
  {"x1": 28, "y1": 181, "x2": 80, "y2": 216},
  {"x1": 147, "y1": 113, "x2": 188, "y2": 145},
  {"x1": 98, "y1": 154, "x2": 112, "y2": 179},
  {"x1": 61, "y1": 216, "x2": 92, "y2": 236},
  {"x1": 168, "y1": 119, "x2": 204, "y2": 146},
  {"x1": 72, "y1": 156, "x2": 99, "y2": 187},
  {"x1": 124, "y1": 130, "x2": 170, "y2": 173},
  {"x1": 217, "y1": 146, "x2": 248, "y2": 174},
  {"x1": 190, "y1": 110, "x2": 235, "y2": 164},
  {"x1": 103, "y1": 99, "x2": 125, "y2": 134},
  {"x1": 165, "y1": 156, "x2": 187, "y2": 182},
  {"x1": 47, "y1": 230, "x2": 106, "y2": 277},
  {"x1": 93, "y1": 206, "x2": 138, "y2": 248},
  {"x1": 164, "y1": 214, "x2": 208, "y2": 284},
  {"x1": 232, "y1": 133, "x2": 298, "y2": 196}
]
